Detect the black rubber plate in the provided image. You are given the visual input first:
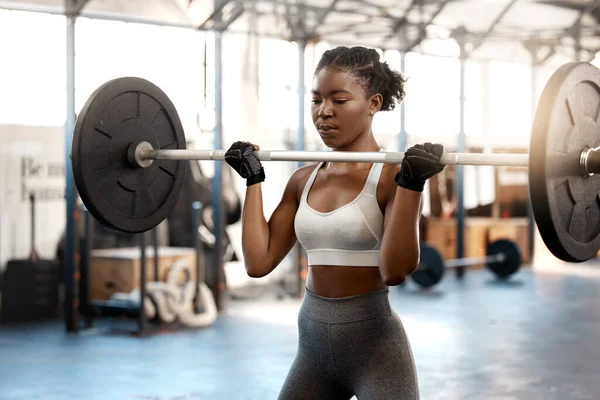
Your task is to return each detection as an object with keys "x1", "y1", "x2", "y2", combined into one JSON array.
[
  {"x1": 486, "y1": 239, "x2": 522, "y2": 278},
  {"x1": 412, "y1": 244, "x2": 445, "y2": 288},
  {"x1": 72, "y1": 77, "x2": 187, "y2": 233},
  {"x1": 530, "y1": 62, "x2": 600, "y2": 262}
]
